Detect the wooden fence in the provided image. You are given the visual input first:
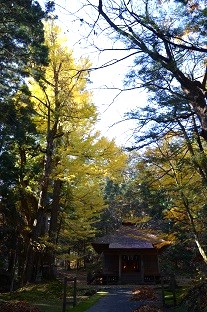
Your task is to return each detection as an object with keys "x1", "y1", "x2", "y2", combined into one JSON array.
[{"x1": 62, "y1": 277, "x2": 77, "y2": 312}]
